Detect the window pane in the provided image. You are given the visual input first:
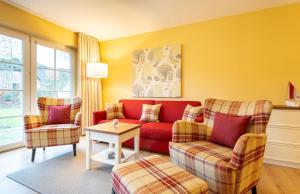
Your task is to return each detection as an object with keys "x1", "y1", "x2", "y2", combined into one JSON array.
[
  {"x1": 0, "y1": 117, "x2": 23, "y2": 146},
  {"x1": 0, "y1": 62, "x2": 23, "y2": 90},
  {"x1": 37, "y1": 68, "x2": 54, "y2": 91},
  {"x1": 0, "y1": 91, "x2": 23, "y2": 117},
  {"x1": 0, "y1": 34, "x2": 22, "y2": 64},
  {"x1": 37, "y1": 90, "x2": 56, "y2": 98},
  {"x1": 37, "y1": 44, "x2": 54, "y2": 68},
  {"x1": 56, "y1": 50, "x2": 71, "y2": 70},
  {"x1": 57, "y1": 92, "x2": 72, "y2": 98},
  {"x1": 56, "y1": 71, "x2": 71, "y2": 92}
]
